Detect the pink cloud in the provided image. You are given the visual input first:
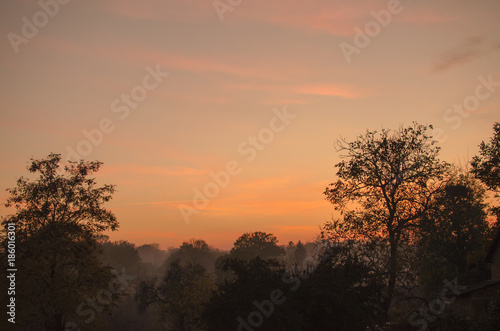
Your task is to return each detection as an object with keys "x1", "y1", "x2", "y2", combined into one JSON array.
[
  {"x1": 223, "y1": 82, "x2": 370, "y2": 98},
  {"x1": 233, "y1": 0, "x2": 389, "y2": 36},
  {"x1": 90, "y1": 0, "x2": 411, "y2": 37}
]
